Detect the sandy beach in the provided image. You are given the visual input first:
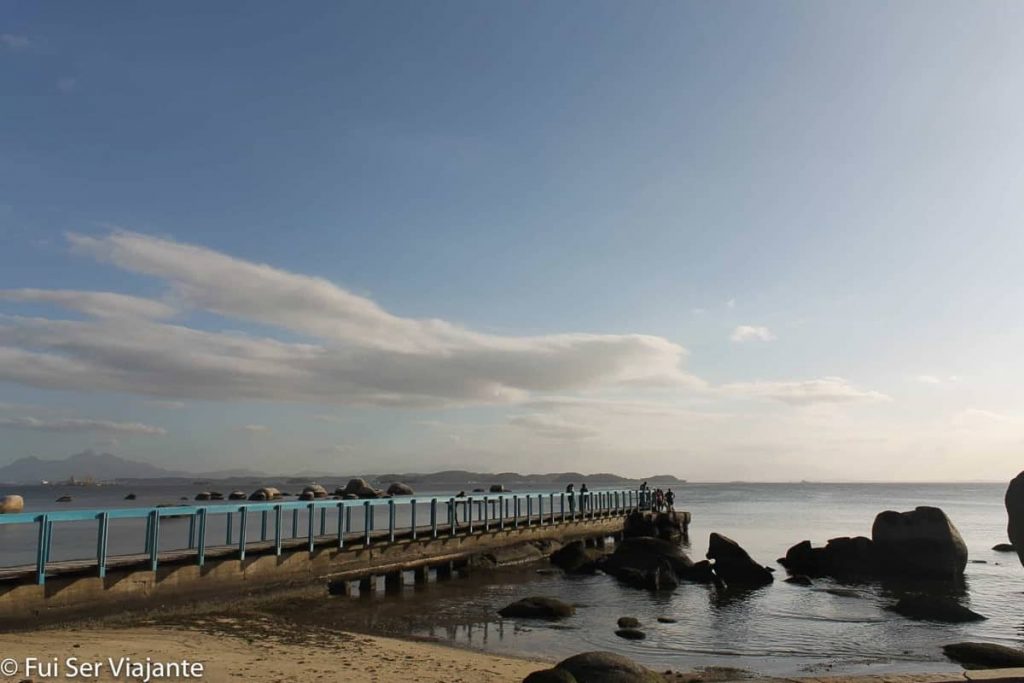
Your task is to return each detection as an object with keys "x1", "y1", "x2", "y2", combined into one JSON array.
[{"x1": 0, "y1": 625, "x2": 545, "y2": 683}]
